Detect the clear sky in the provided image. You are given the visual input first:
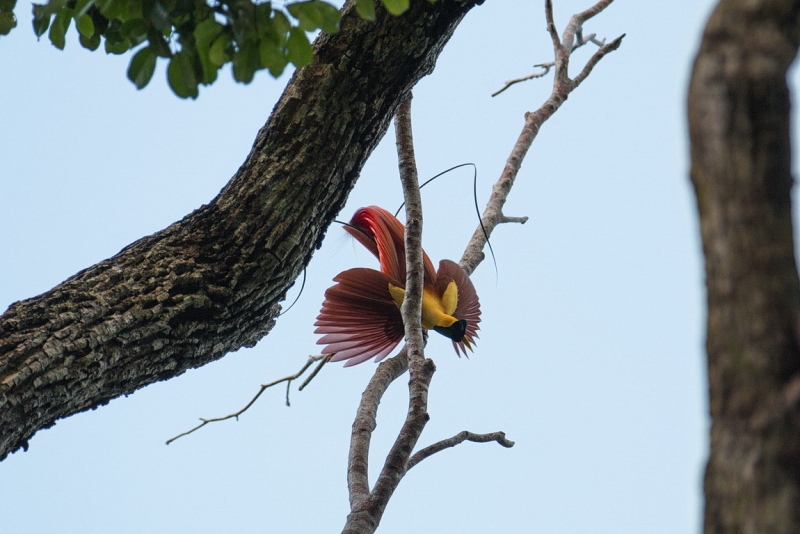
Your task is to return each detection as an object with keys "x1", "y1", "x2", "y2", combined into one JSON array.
[{"x1": 0, "y1": 0, "x2": 766, "y2": 532}]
